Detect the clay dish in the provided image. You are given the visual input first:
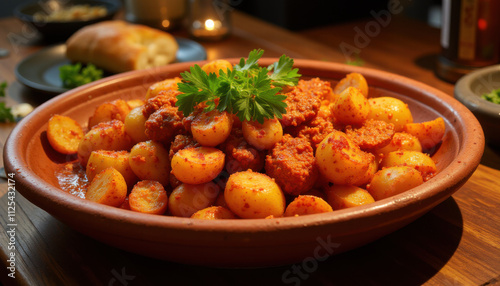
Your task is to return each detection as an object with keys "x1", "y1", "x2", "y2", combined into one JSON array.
[{"x1": 3, "y1": 59, "x2": 484, "y2": 267}]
